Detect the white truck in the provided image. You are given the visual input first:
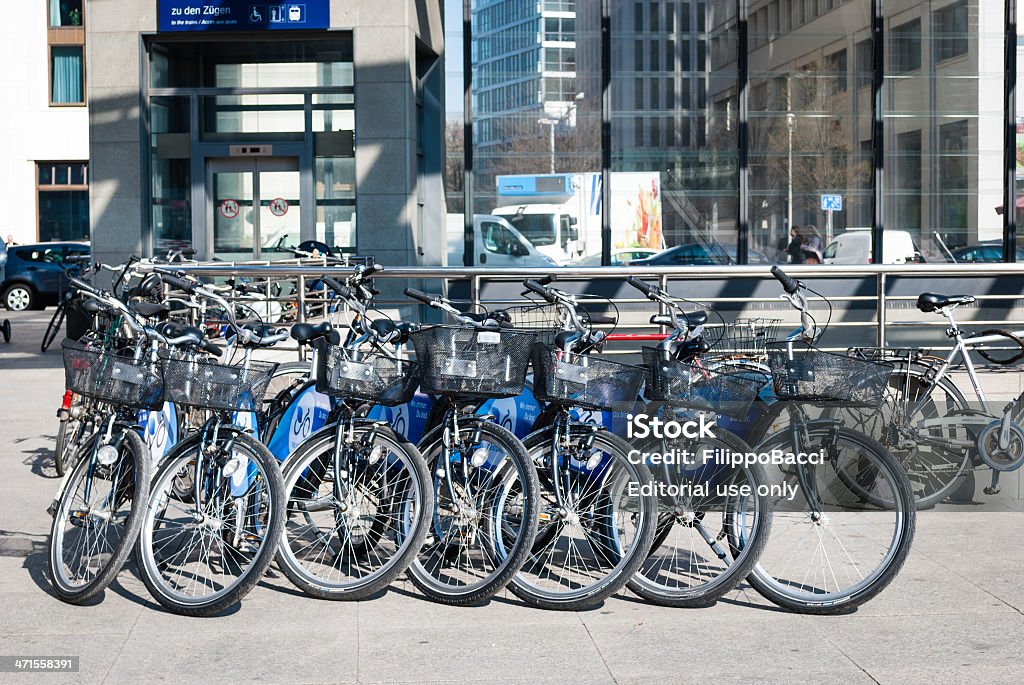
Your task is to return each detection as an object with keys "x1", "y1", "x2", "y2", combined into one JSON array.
[
  {"x1": 490, "y1": 172, "x2": 662, "y2": 265},
  {"x1": 446, "y1": 214, "x2": 557, "y2": 268}
]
